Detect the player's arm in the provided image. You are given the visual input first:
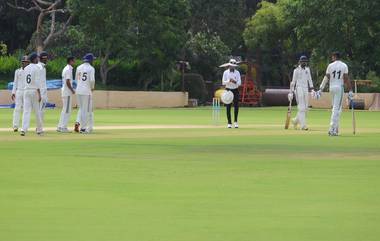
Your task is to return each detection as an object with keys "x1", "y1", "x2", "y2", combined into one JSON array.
[
  {"x1": 343, "y1": 73, "x2": 352, "y2": 91},
  {"x1": 289, "y1": 69, "x2": 297, "y2": 93},
  {"x1": 36, "y1": 73, "x2": 42, "y2": 103},
  {"x1": 65, "y1": 70, "x2": 75, "y2": 94},
  {"x1": 11, "y1": 70, "x2": 18, "y2": 100},
  {"x1": 236, "y1": 72, "x2": 242, "y2": 86},
  {"x1": 90, "y1": 68, "x2": 95, "y2": 91},
  {"x1": 308, "y1": 68, "x2": 314, "y2": 91},
  {"x1": 344, "y1": 73, "x2": 354, "y2": 100}
]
